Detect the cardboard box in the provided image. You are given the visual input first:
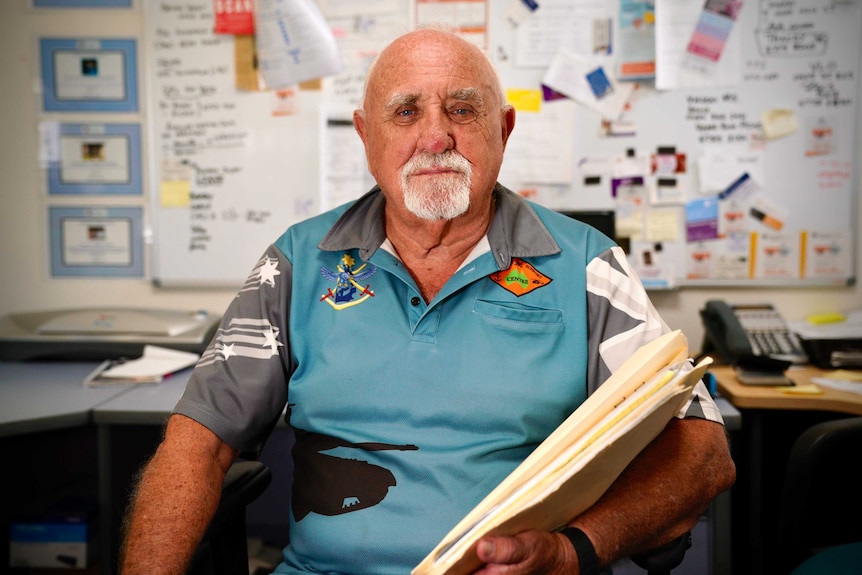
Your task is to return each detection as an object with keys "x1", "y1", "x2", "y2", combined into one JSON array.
[{"x1": 9, "y1": 512, "x2": 89, "y2": 569}]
